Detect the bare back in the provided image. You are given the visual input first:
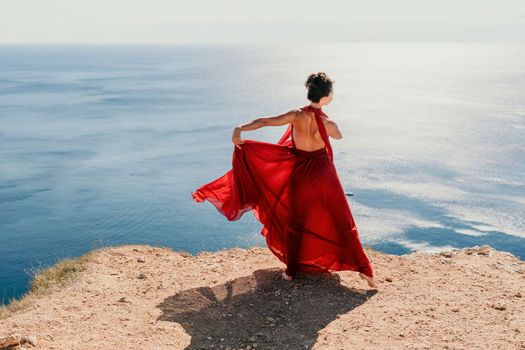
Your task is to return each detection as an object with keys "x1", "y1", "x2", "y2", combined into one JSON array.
[{"x1": 291, "y1": 109, "x2": 327, "y2": 152}]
